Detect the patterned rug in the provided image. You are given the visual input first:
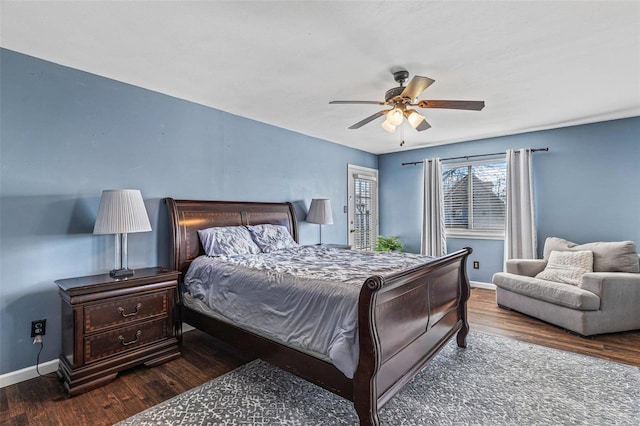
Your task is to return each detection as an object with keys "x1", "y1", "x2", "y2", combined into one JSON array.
[{"x1": 118, "y1": 332, "x2": 639, "y2": 425}]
